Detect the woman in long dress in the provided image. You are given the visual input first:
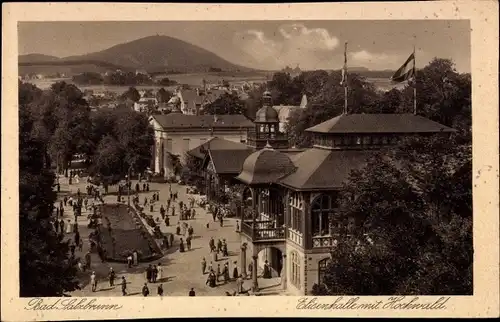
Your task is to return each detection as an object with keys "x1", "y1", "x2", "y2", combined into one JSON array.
[
  {"x1": 133, "y1": 250, "x2": 138, "y2": 266},
  {"x1": 157, "y1": 263, "x2": 163, "y2": 282}
]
